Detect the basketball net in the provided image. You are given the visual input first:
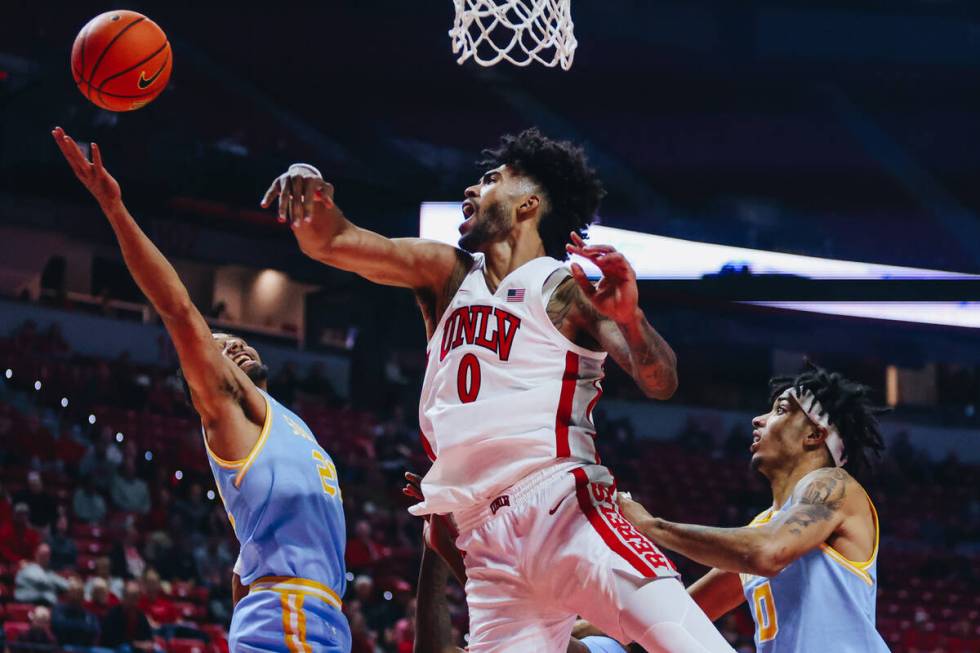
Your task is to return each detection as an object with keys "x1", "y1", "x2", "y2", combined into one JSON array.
[{"x1": 450, "y1": 0, "x2": 577, "y2": 71}]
